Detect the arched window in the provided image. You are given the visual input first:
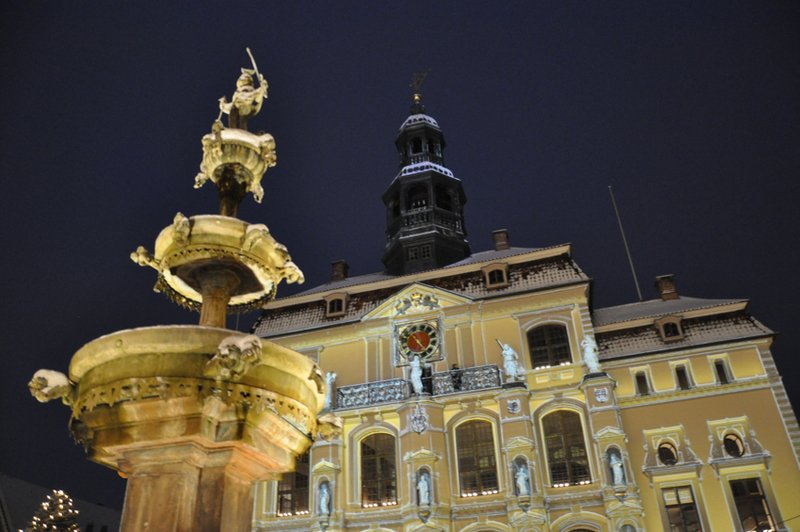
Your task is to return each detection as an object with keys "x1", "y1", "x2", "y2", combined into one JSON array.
[
  {"x1": 406, "y1": 183, "x2": 428, "y2": 209},
  {"x1": 361, "y1": 433, "x2": 397, "y2": 507},
  {"x1": 542, "y1": 411, "x2": 590, "y2": 486},
  {"x1": 276, "y1": 452, "x2": 309, "y2": 516},
  {"x1": 657, "y1": 442, "x2": 678, "y2": 466},
  {"x1": 723, "y1": 433, "x2": 745, "y2": 458},
  {"x1": 527, "y1": 325, "x2": 571, "y2": 368},
  {"x1": 456, "y1": 420, "x2": 498, "y2": 496}
]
